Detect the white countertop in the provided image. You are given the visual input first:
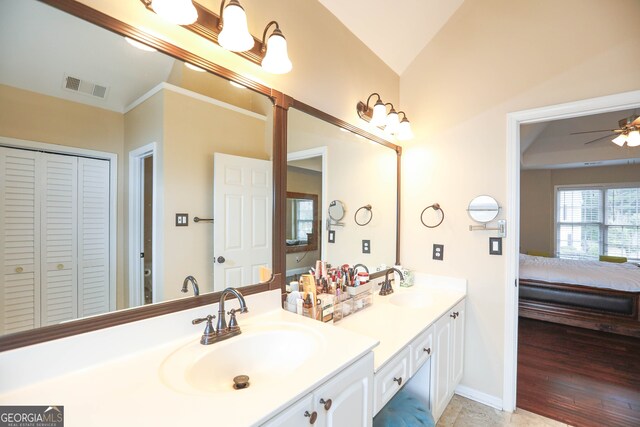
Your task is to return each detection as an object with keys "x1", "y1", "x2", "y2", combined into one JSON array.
[
  {"x1": 336, "y1": 272, "x2": 466, "y2": 371},
  {"x1": 0, "y1": 273, "x2": 466, "y2": 426}
]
